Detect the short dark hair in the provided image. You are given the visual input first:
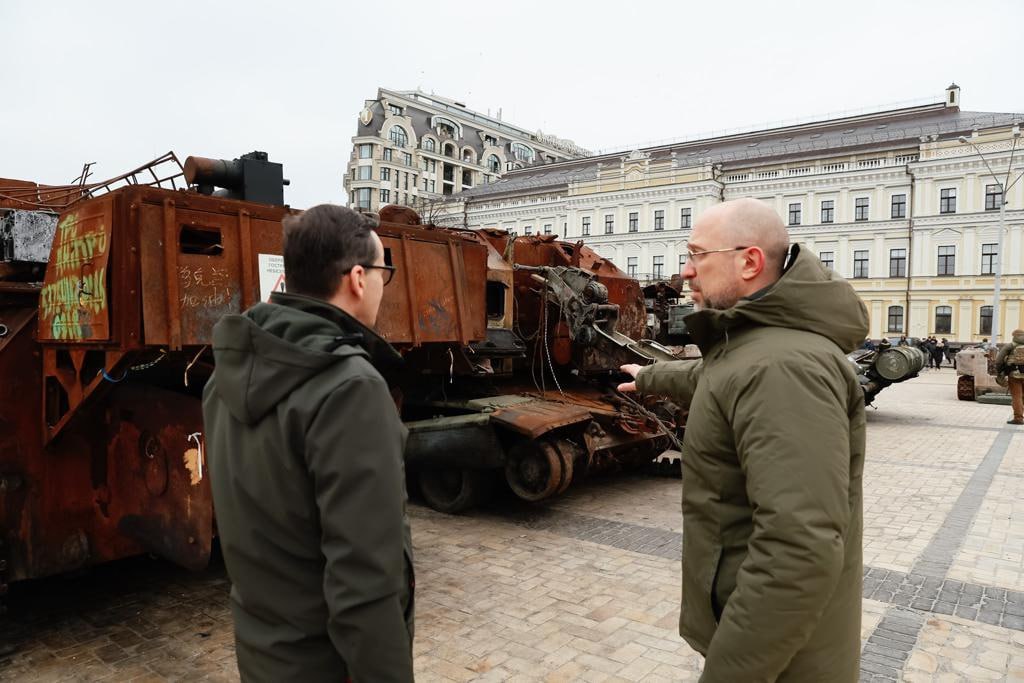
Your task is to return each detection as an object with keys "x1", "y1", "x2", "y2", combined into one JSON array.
[{"x1": 282, "y1": 204, "x2": 380, "y2": 298}]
